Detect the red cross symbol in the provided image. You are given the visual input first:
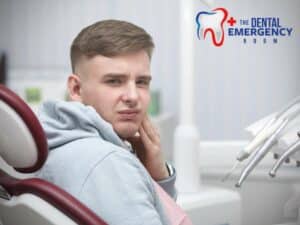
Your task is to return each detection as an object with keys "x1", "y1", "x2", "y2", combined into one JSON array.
[{"x1": 227, "y1": 17, "x2": 236, "y2": 26}]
